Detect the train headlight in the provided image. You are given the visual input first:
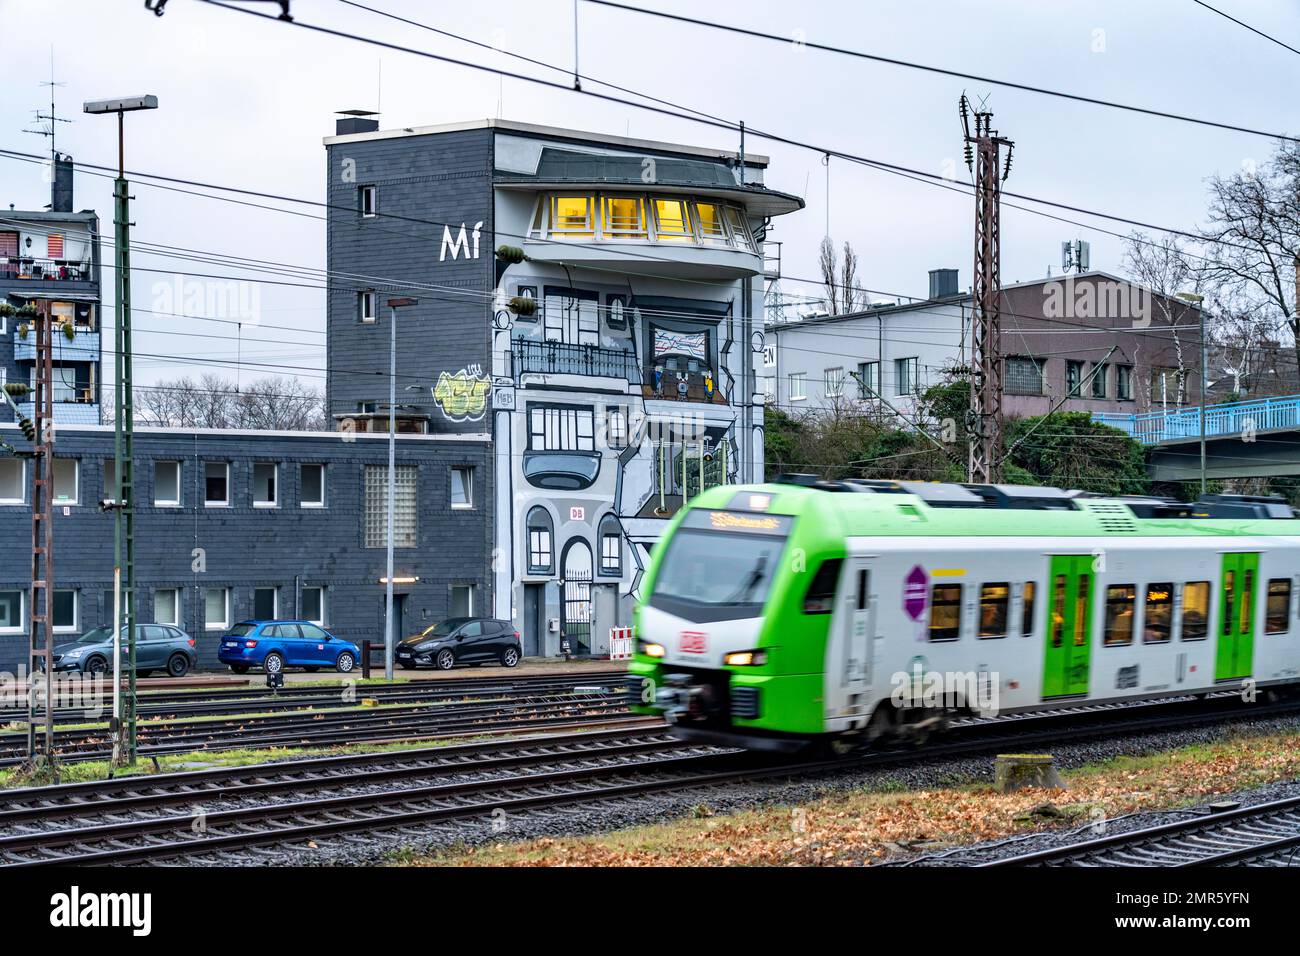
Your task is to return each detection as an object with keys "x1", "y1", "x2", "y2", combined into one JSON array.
[
  {"x1": 724, "y1": 650, "x2": 767, "y2": 667},
  {"x1": 640, "y1": 641, "x2": 666, "y2": 658}
]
